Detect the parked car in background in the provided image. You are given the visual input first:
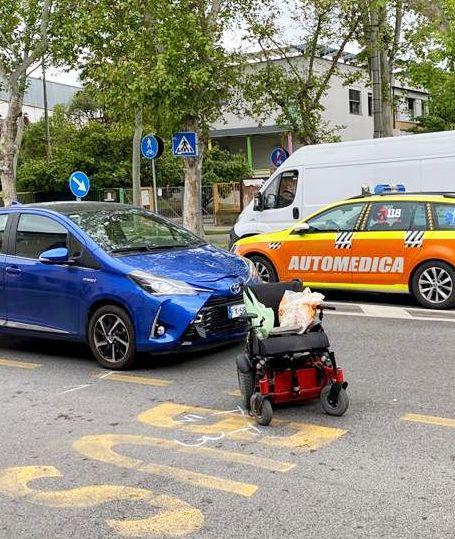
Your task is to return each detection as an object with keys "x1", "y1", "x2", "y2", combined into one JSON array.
[{"x1": 0, "y1": 202, "x2": 257, "y2": 368}]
